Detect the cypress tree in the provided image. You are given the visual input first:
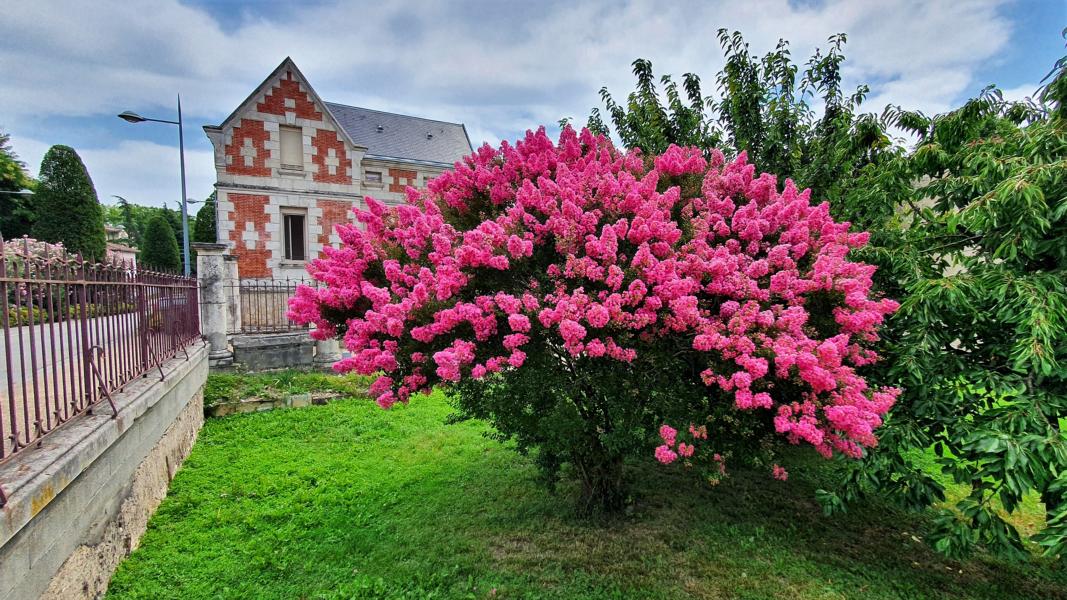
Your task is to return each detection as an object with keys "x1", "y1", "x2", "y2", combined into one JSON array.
[
  {"x1": 140, "y1": 214, "x2": 181, "y2": 271},
  {"x1": 193, "y1": 192, "x2": 217, "y2": 243},
  {"x1": 159, "y1": 202, "x2": 183, "y2": 247},
  {"x1": 157, "y1": 203, "x2": 188, "y2": 272},
  {"x1": 31, "y1": 145, "x2": 106, "y2": 259}
]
